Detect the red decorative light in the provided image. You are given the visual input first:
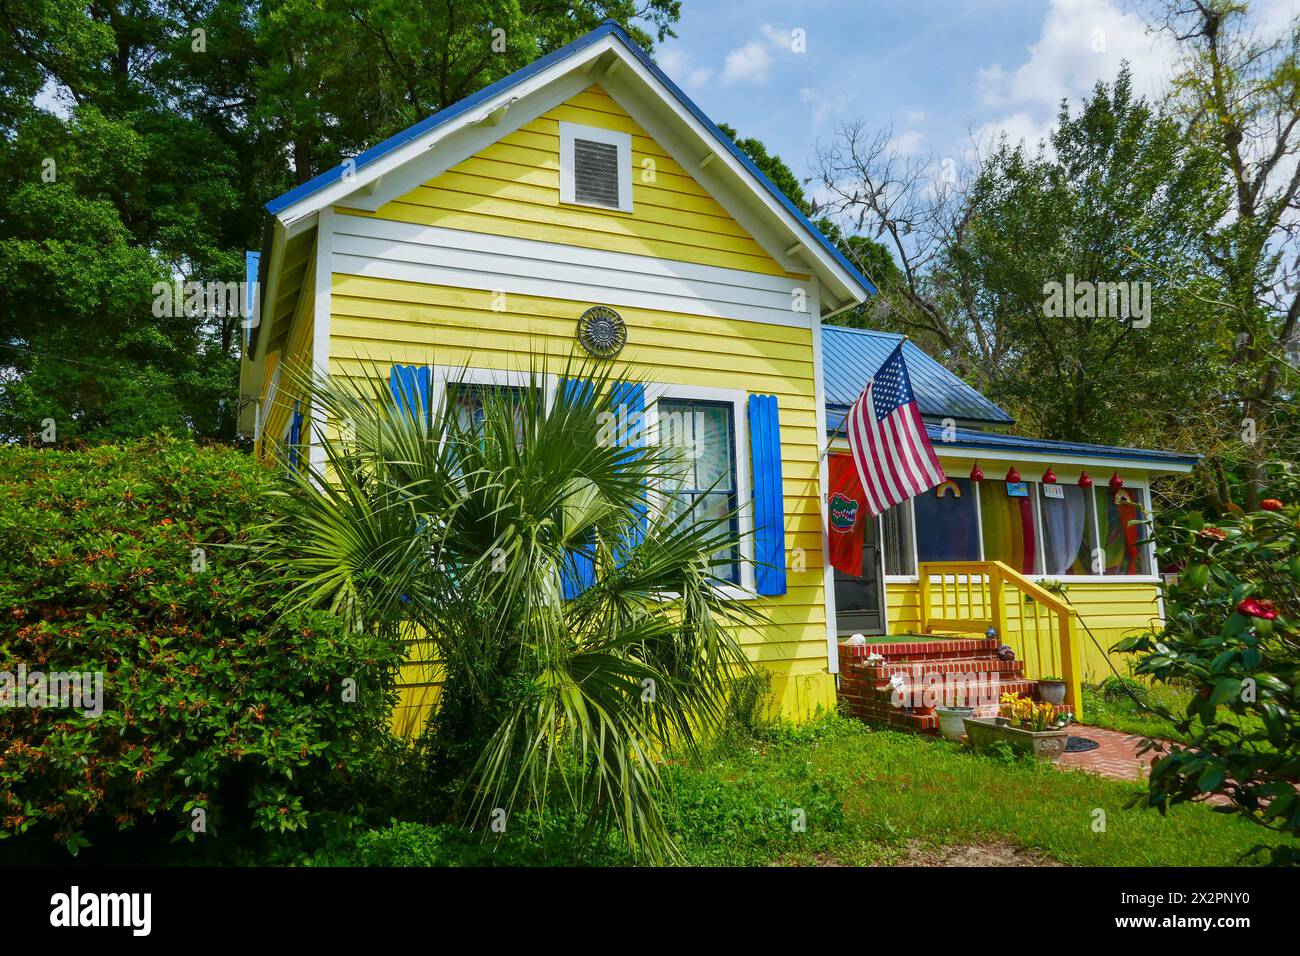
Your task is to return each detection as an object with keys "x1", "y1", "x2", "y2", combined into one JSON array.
[
  {"x1": 1078, "y1": 471, "x2": 1093, "y2": 489},
  {"x1": 1109, "y1": 472, "x2": 1124, "y2": 490},
  {"x1": 1043, "y1": 467, "x2": 1058, "y2": 484},
  {"x1": 970, "y1": 462, "x2": 983, "y2": 482},
  {"x1": 1006, "y1": 466, "x2": 1021, "y2": 483}
]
